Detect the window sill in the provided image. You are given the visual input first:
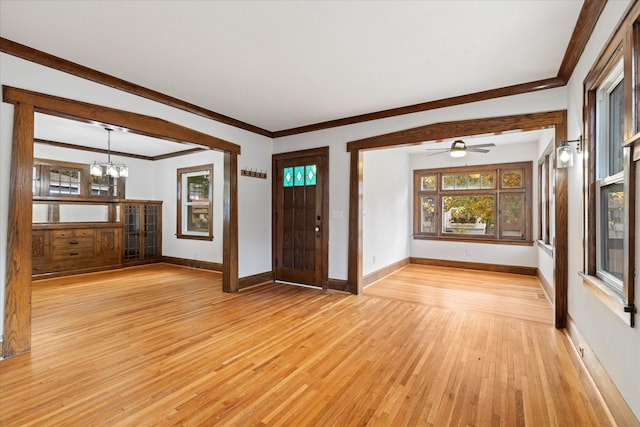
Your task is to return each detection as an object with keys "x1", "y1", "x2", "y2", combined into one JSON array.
[
  {"x1": 536, "y1": 240, "x2": 553, "y2": 257},
  {"x1": 176, "y1": 234, "x2": 214, "y2": 241},
  {"x1": 579, "y1": 272, "x2": 632, "y2": 327},
  {"x1": 412, "y1": 235, "x2": 534, "y2": 246}
]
